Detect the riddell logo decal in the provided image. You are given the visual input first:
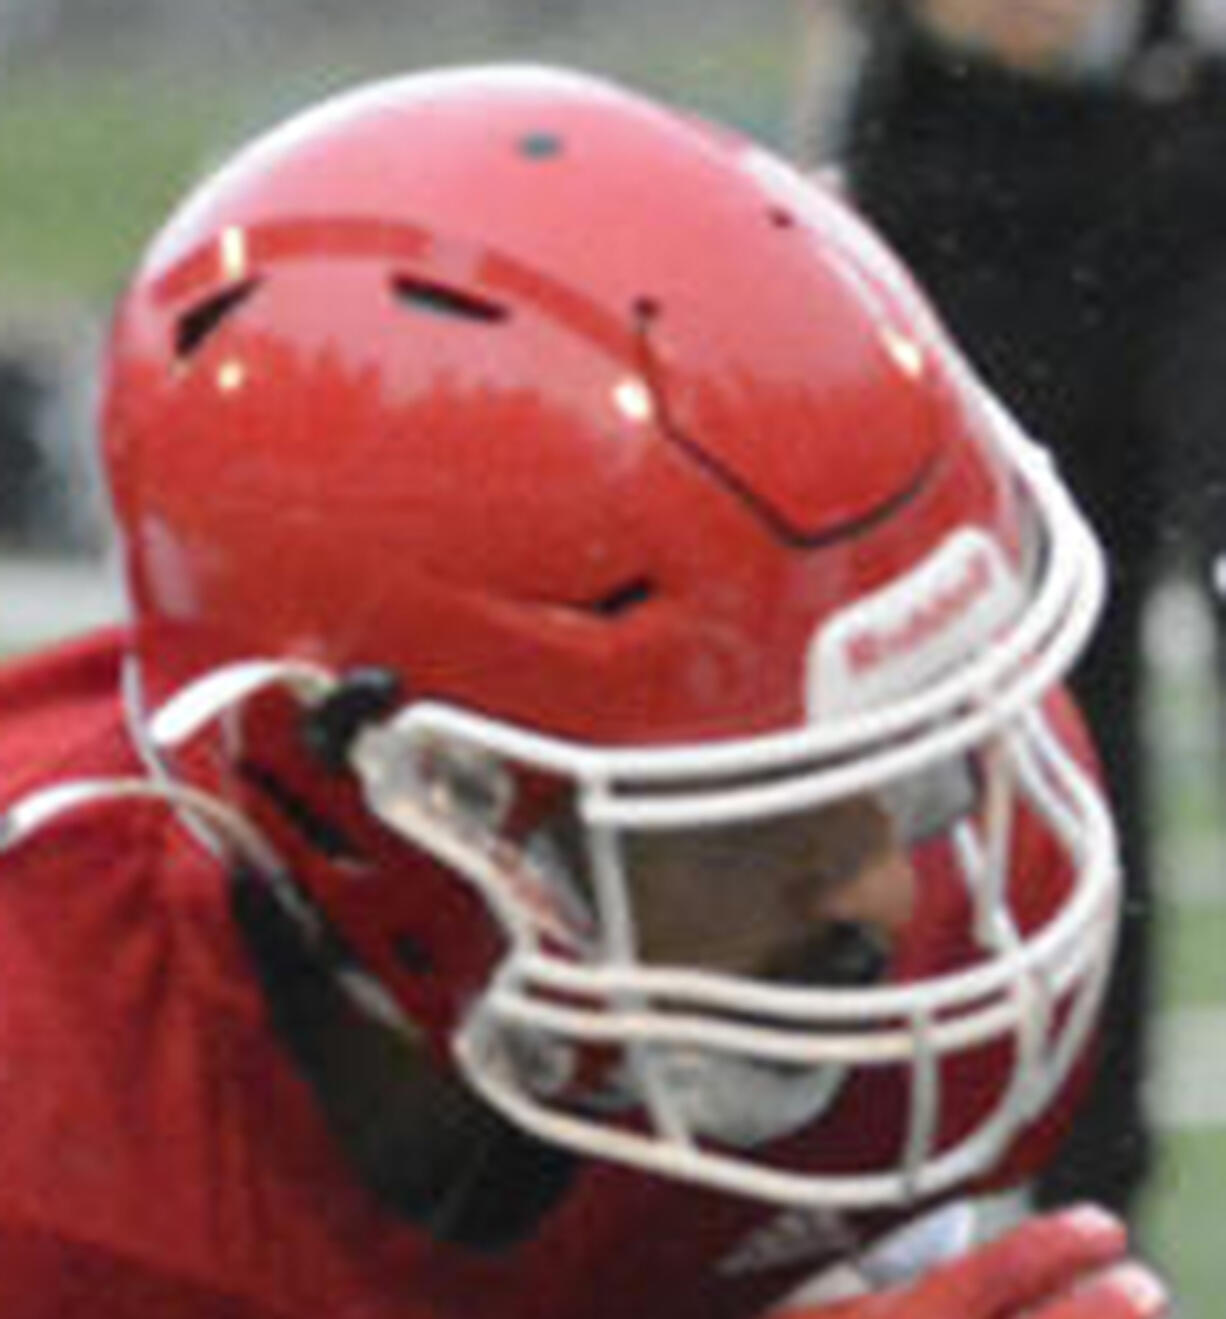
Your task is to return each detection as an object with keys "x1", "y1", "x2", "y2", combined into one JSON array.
[
  {"x1": 845, "y1": 547, "x2": 993, "y2": 675},
  {"x1": 810, "y1": 529, "x2": 1020, "y2": 718}
]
